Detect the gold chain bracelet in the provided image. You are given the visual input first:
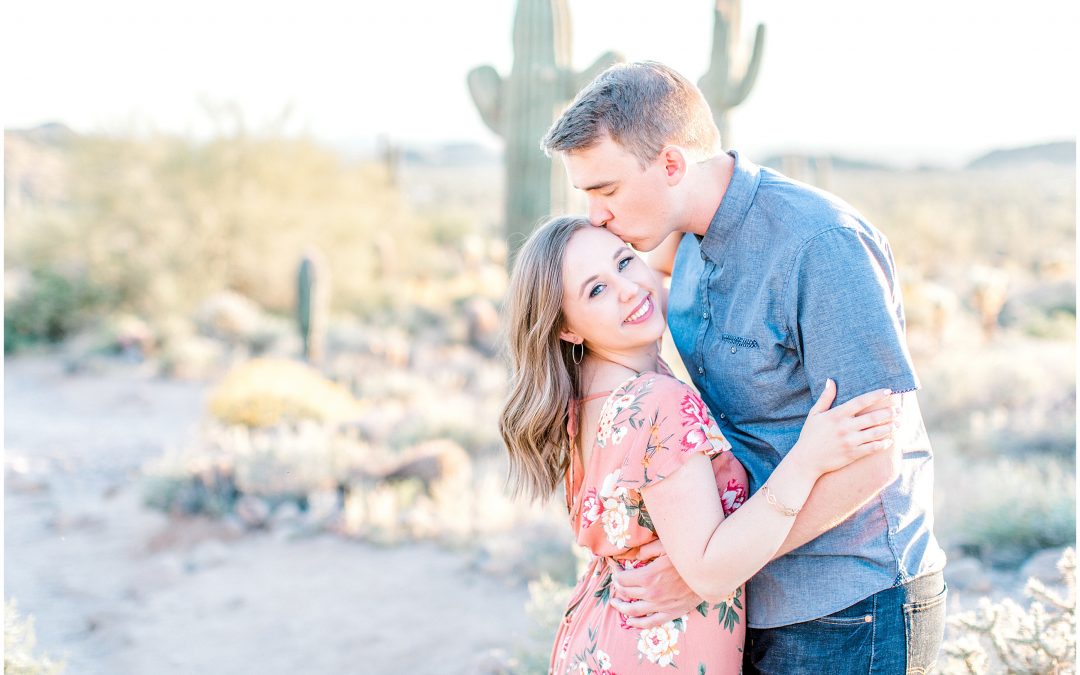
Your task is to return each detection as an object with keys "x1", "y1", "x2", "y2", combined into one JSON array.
[{"x1": 762, "y1": 484, "x2": 801, "y2": 517}]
